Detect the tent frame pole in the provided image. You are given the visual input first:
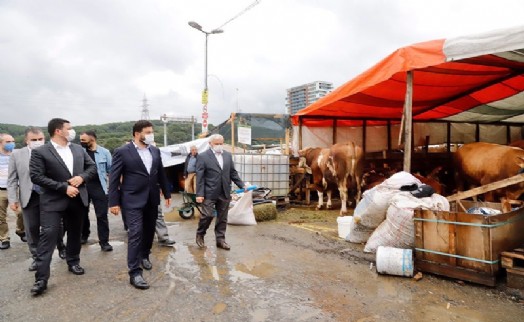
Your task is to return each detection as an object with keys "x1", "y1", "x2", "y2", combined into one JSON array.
[{"x1": 403, "y1": 71, "x2": 413, "y2": 172}]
